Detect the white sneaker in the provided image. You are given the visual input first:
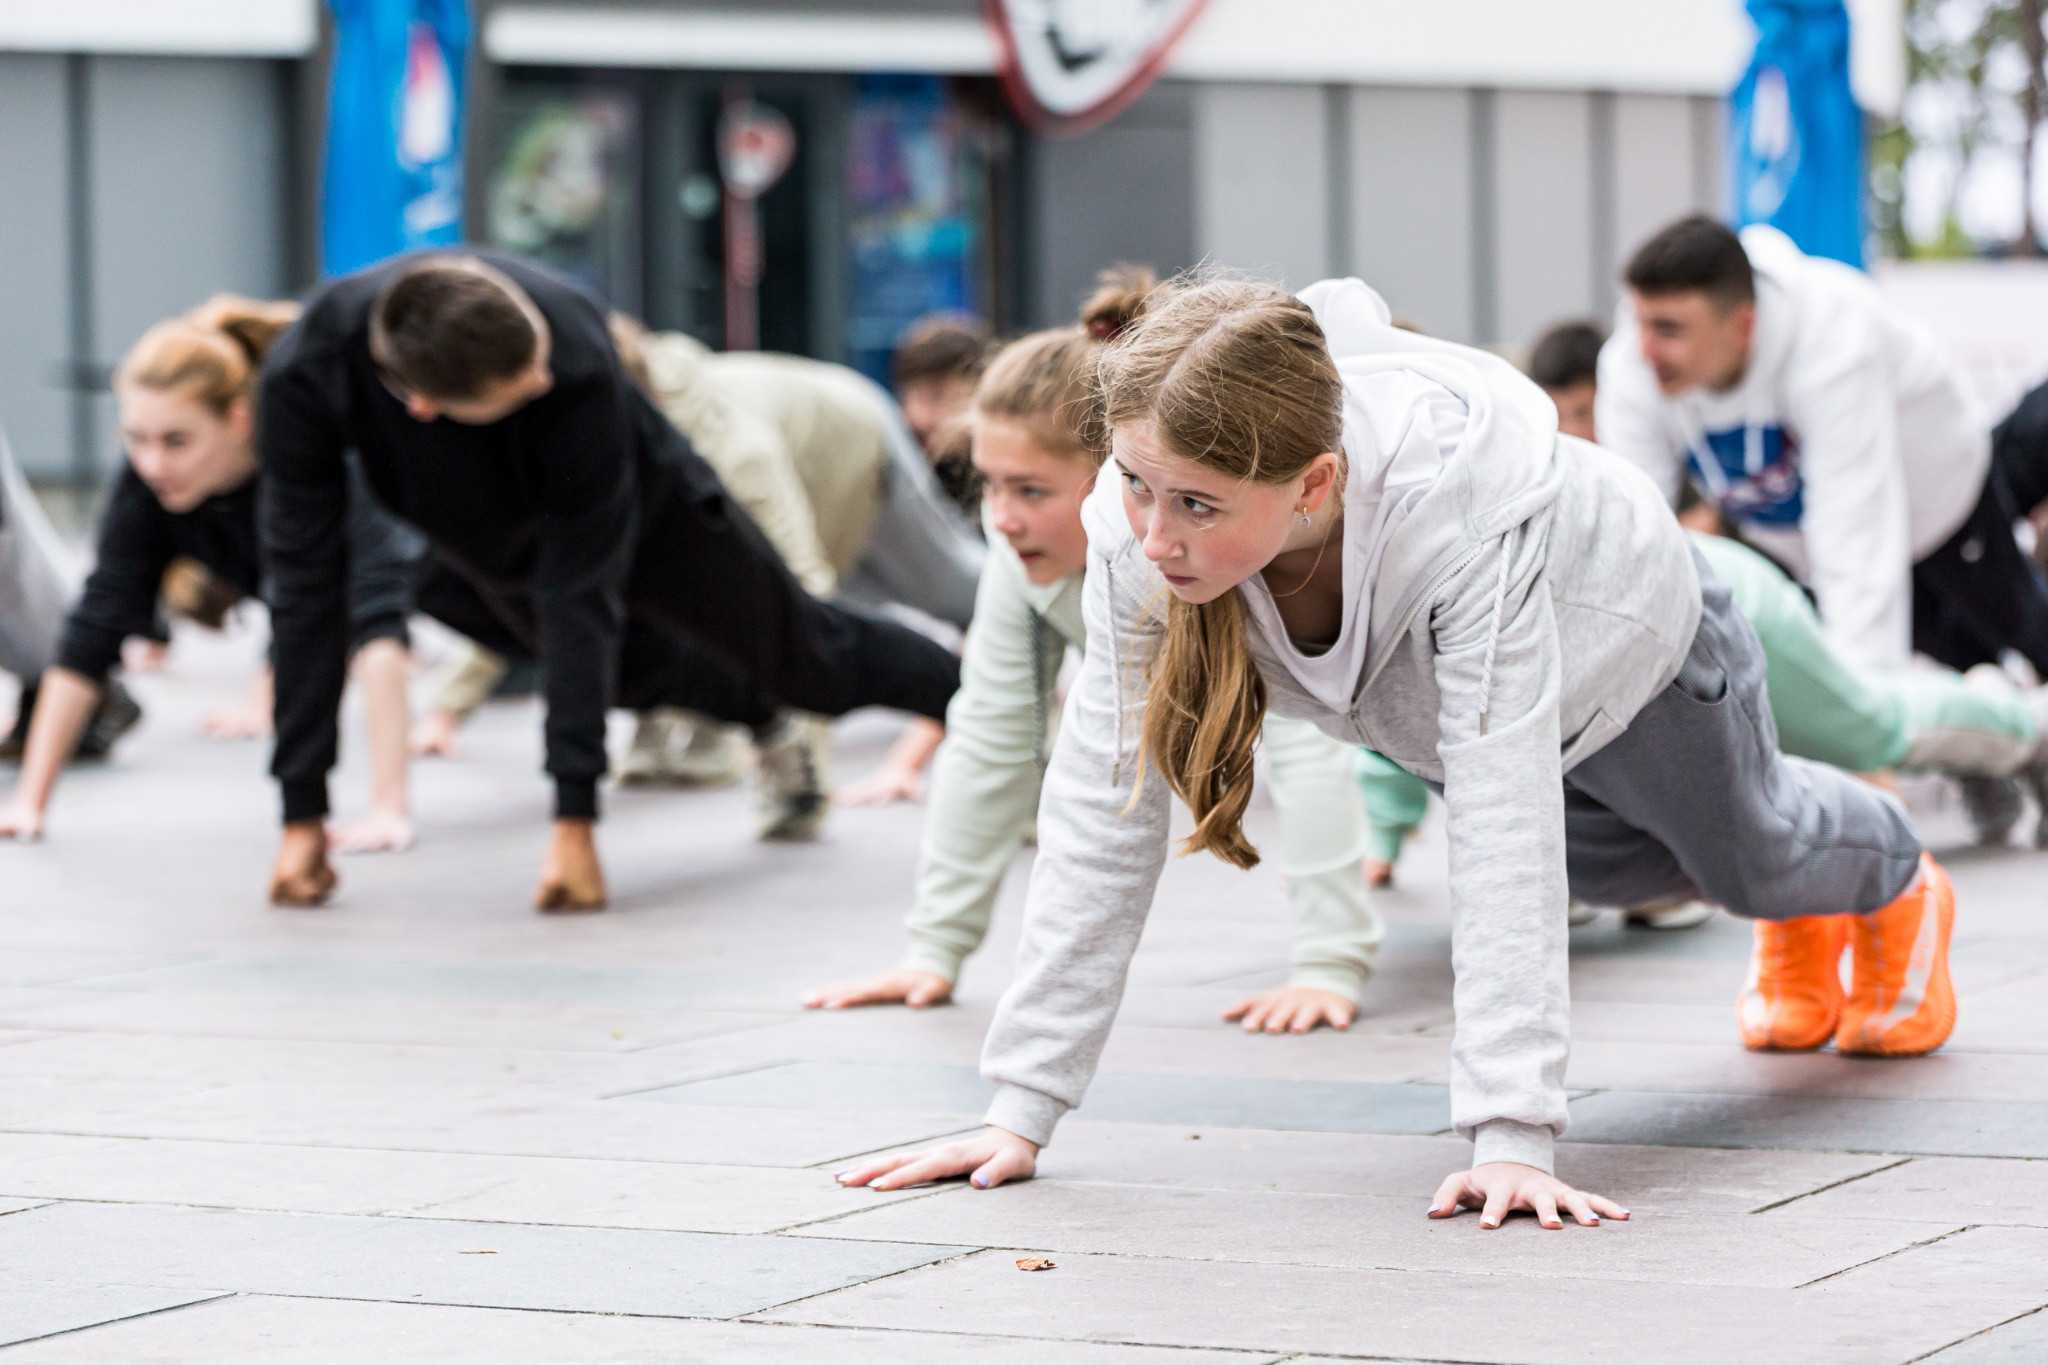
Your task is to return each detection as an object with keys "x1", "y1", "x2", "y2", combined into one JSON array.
[
  {"x1": 618, "y1": 708, "x2": 690, "y2": 786},
  {"x1": 669, "y1": 716, "x2": 751, "y2": 788},
  {"x1": 1624, "y1": 899, "x2": 1716, "y2": 931},
  {"x1": 756, "y1": 714, "x2": 832, "y2": 841}
]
